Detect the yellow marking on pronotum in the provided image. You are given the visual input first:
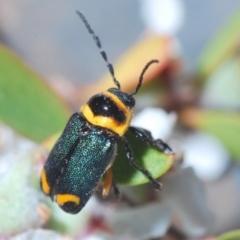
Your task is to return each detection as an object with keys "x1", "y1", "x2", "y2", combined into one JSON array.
[
  {"x1": 81, "y1": 91, "x2": 132, "y2": 136},
  {"x1": 40, "y1": 169, "x2": 51, "y2": 195},
  {"x1": 56, "y1": 194, "x2": 80, "y2": 206}
]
